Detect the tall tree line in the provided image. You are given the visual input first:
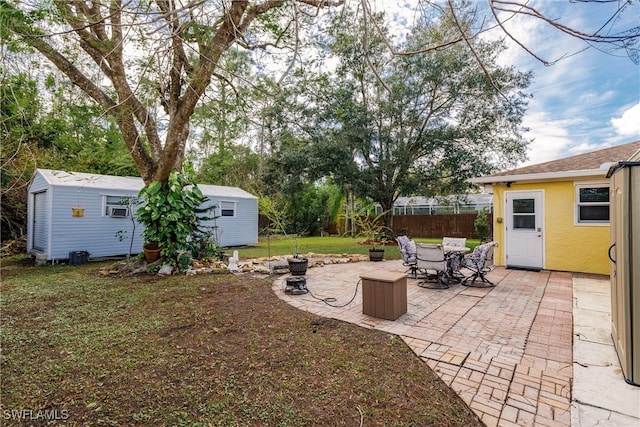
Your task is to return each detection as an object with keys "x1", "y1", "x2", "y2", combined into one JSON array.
[
  {"x1": 262, "y1": 6, "x2": 532, "y2": 228},
  {"x1": 2, "y1": 0, "x2": 637, "y2": 245}
]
